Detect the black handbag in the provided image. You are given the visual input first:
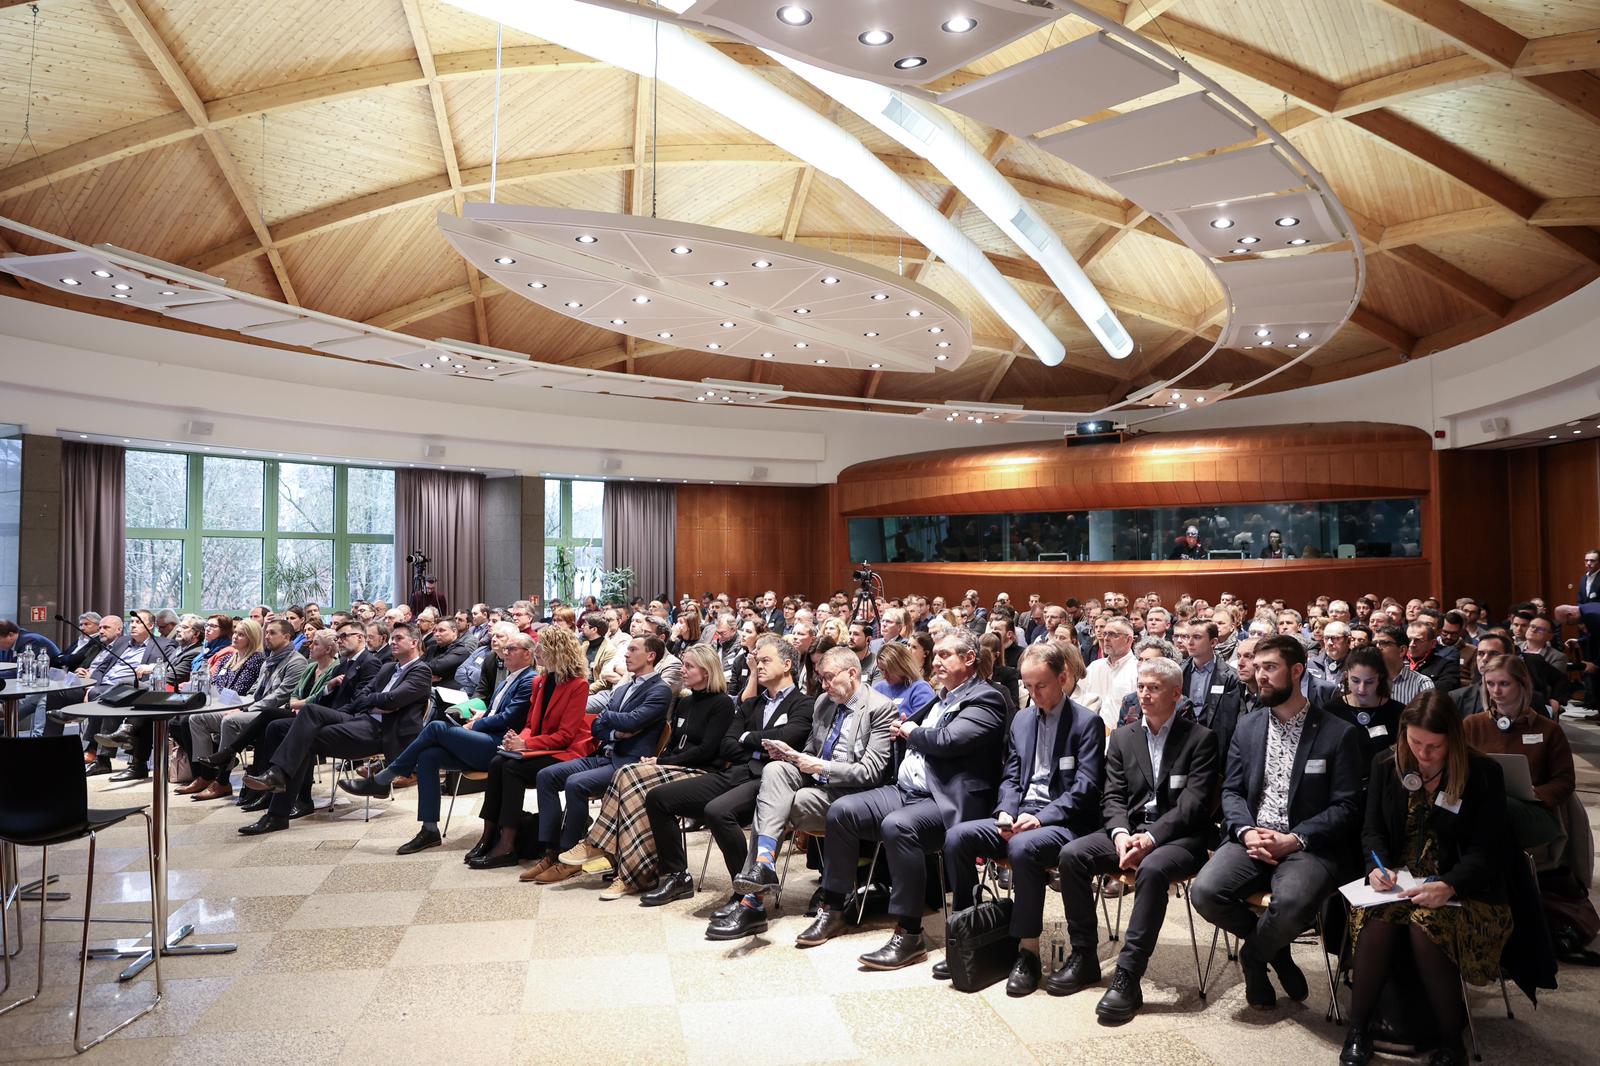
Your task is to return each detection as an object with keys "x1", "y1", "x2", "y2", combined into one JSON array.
[{"x1": 944, "y1": 884, "x2": 1018, "y2": 992}]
